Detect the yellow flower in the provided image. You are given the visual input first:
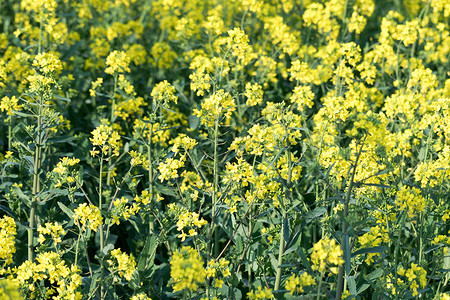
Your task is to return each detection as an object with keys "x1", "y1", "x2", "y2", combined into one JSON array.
[
  {"x1": 0, "y1": 216, "x2": 16, "y2": 265},
  {"x1": 285, "y1": 272, "x2": 315, "y2": 295},
  {"x1": 151, "y1": 80, "x2": 178, "y2": 107},
  {"x1": 73, "y1": 203, "x2": 103, "y2": 232},
  {"x1": 90, "y1": 121, "x2": 121, "y2": 157},
  {"x1": 176, "y1": 211, "x2": 208, "y2": 241},
  {"x1": 0, "y1": 279, "x2": 23, "y2": 300},
  {"x1": 245, "y1": 82, "x2": 264, "y2": 106},
  {"x1": 33, "y1": 52, "x2": 63, "y2": 74},
  {"x1": 105, "y1": 50, "x2": 131, "y2": 75},
  {"x1": 310, "y1": 237, "x2": 344, "y2": 273},
  {"x1": 170, "y1": 246, "x2": 206, "y2": 292},
  {"x1": 37, "y1": 222, "x2": 66, "y2": 245},
  {"x1": 130, "y1": 293, "x2": 152, "y2": 300},
  {"x1": 108, "y1": 248, "x2": 136, "y2": 281},
  {"x1": 193, "y1": 89, "x2": 235, "y2": 126},
  {"x1": 247, "y1": 286, "x2": 273, "y2": 299},
  {"x1": 0, "y1": 96, "x2": 22, "y2": 116}
]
